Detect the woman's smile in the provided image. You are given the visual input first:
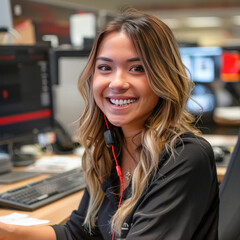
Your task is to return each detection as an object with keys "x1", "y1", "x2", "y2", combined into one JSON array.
[
  {"x1": 108, "y1": 97, "x2": 137, "y2": 107},
  {"x1": 92, "y1": 31, "x2": 159, "y2": 131}
]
